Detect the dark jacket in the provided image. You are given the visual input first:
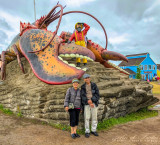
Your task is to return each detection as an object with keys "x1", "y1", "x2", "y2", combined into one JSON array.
[
  {"x1": 81, "y1": 82, "x2": 100, "y2": 107},
  {"x1": 64, "y1": 87, "x2": 81, "y2": 108}
]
